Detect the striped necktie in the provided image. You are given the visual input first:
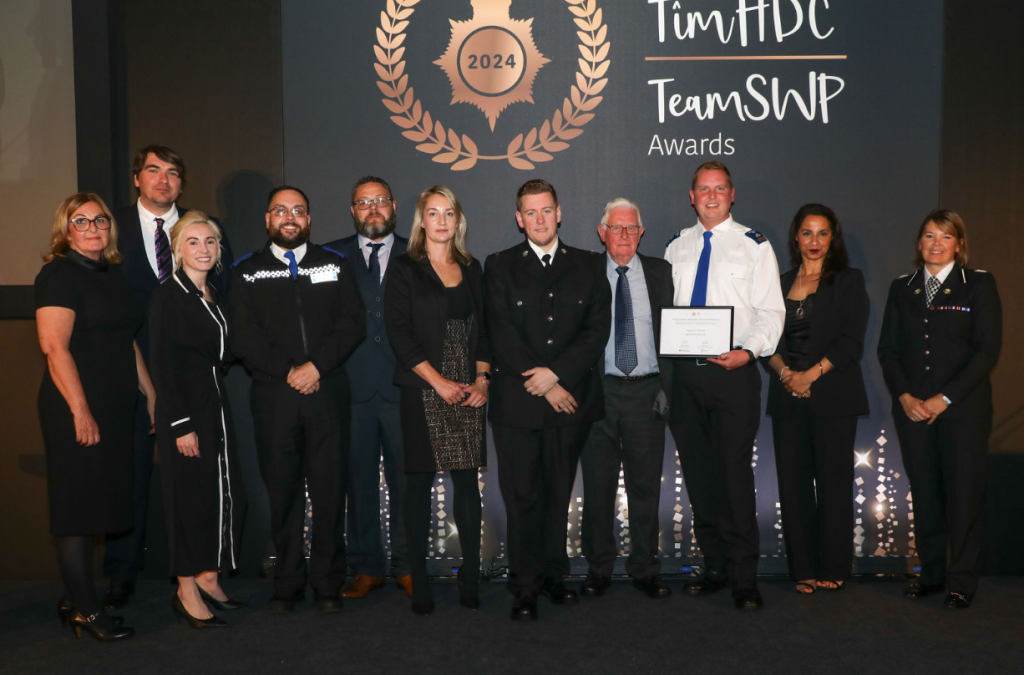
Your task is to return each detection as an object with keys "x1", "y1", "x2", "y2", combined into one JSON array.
[{"x1": 154, "y1": 217, "x2": 172, "y2": 283}]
